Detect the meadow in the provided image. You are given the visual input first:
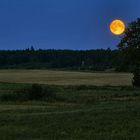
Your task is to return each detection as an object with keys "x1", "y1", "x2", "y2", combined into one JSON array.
[
  {"x1": 0, "y1": 70, "x2": 139, "y2": 140},
  {"x1": 0, "y1": 70, "x2": 132, "y2": 86}
]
